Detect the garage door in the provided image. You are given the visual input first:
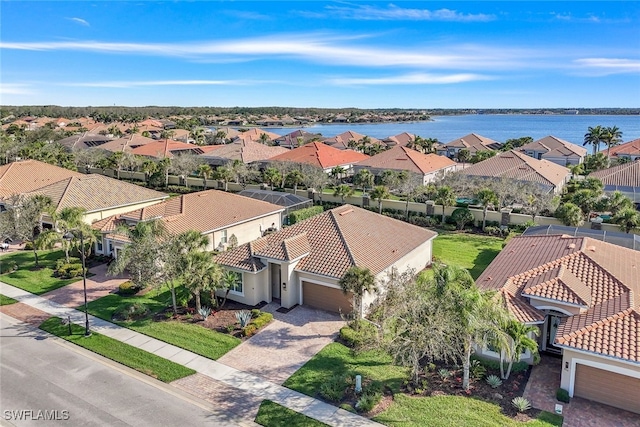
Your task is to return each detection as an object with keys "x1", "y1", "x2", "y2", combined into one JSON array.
[
  {"x1": 574, "y1": 364, "x2": 640, "y2": 414},
  {"x1": 302, "y1": 282, "x2": 353, "y2": 314}
]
